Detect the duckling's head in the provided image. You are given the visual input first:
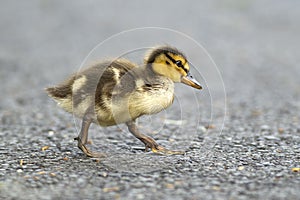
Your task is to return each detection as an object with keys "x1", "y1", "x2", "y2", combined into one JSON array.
[{"x1": 145, "y1": 46, "x2": 202, "y2": 90}]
